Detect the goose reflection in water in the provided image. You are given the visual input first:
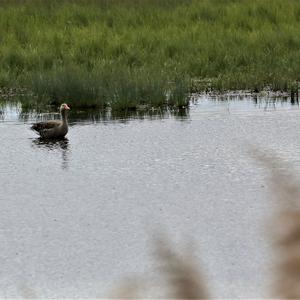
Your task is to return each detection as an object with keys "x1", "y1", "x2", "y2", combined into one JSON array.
[{"x1": 32, "y1": 138, "x2": 70, "y2": 170}]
